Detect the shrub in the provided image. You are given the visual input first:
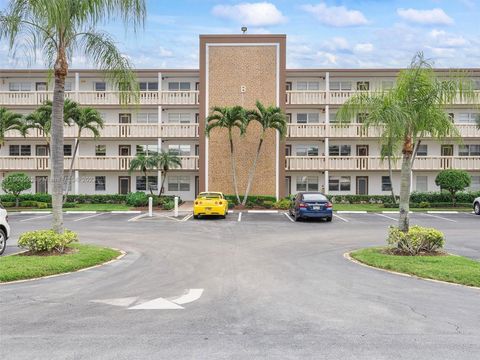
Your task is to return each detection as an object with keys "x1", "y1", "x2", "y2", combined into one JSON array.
[
  {"x1": 36, "y1": 202, "x2": 49, "y2": 209},
  {"x1": 387, "y1": 225, "x2": 445, "y2": 255},
  {"x1": 126, "y1": 192, "x2": 149, "y2": 207},
  {"x1": 18, "y1": 229, "x2": 78, "y2": 253},
  {"x1": 418, "y1": 201, "x2": 431, "y2": 208},
  {"x1": 162, "y1": 200, "x2": 174, "y2": 210},
  {"x1": 274, "y1": 198, "x2": 291, "y2": 210},
  {"x1": 20, "y1": 200, "x2": 38, "y2": 207},
  {"x1": 1, "y1": 173, "x2": 32, "y2": 207},
  {"x1": 224, "y1": 194, "x2": 276, "y2": 206},
  {"x1": 263, "y1": 200, "x2": 274, "y2": 209},
  {"x1": 63, "y1": 202, "x2": 76, "y2": 208},
  {"x1": 1, "y1": 201, "x2": 15, "y2": 208},
  {"x1": 435, "y1": 170, "x2": 471, "y2": 206},
  {"x1": 66, "y1": 194, "x2": 126, "y2": 204}
]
